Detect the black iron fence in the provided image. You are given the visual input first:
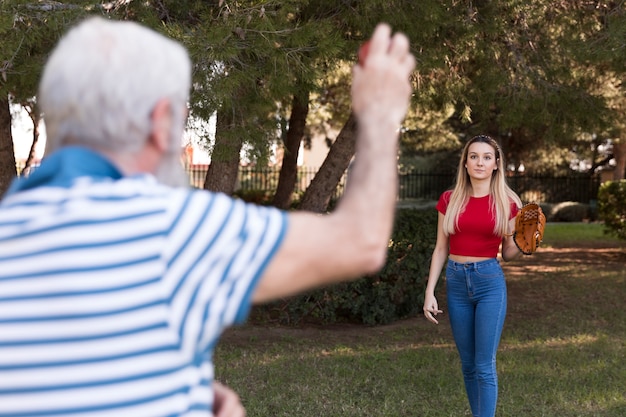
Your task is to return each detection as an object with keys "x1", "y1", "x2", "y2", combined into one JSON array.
[
  {"x1": 398, "y1": 170, "x2": 454, "y2": 201},
  {"x1": 507, "y1": 174, "x2": 601, "y2": 204},
  {"x1": 191, "y1": 166, "x2": 600, "y2": 204},
  {"x1": 17, "y1": 161, "x2": 601, "y2": 204},
  {"x1": 397, "y1": 170, "x2": 601, "y2": 203},
  {"x1": 186, "y1": 165, "x2": 328, "y2": 194}
]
